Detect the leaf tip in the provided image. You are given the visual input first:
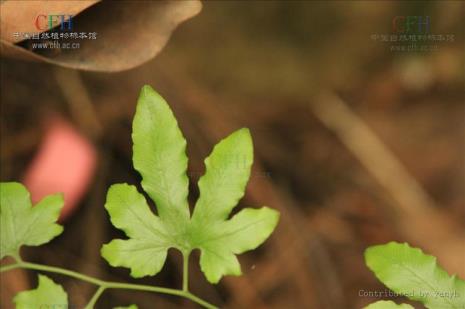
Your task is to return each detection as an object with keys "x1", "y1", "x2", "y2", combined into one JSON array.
[
  {"x1": 37, "y1": 274, "x2": 50, "y2": 283},
  {"x1": 235, "y1": 127, "x2": 252, "y2": 142},
  {"x1": 263, "y1": 206, "x2": 280, "y2": 230},
  {"x1": 139, "y1": 84, "x2": 165, "y2": 104},
  {"x1": 100, "y1": 241, "x2": 119, "y2": 268},
  {"x1": 141, "y1": 84, "x2": 155, "y2": 96},
  {"x1": 237, "y1": 127, "x2": 251, "y2": 135},
  {"x1": 100, "y1": 242, "x2": 113, "y2": 262}
]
